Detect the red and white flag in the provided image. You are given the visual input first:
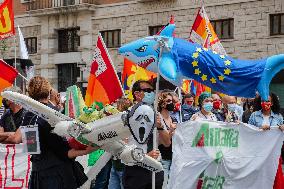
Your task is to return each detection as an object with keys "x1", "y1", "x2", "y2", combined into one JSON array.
[{"x1": 85, "y1": 34, "x2": 124, "y2": 106}]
